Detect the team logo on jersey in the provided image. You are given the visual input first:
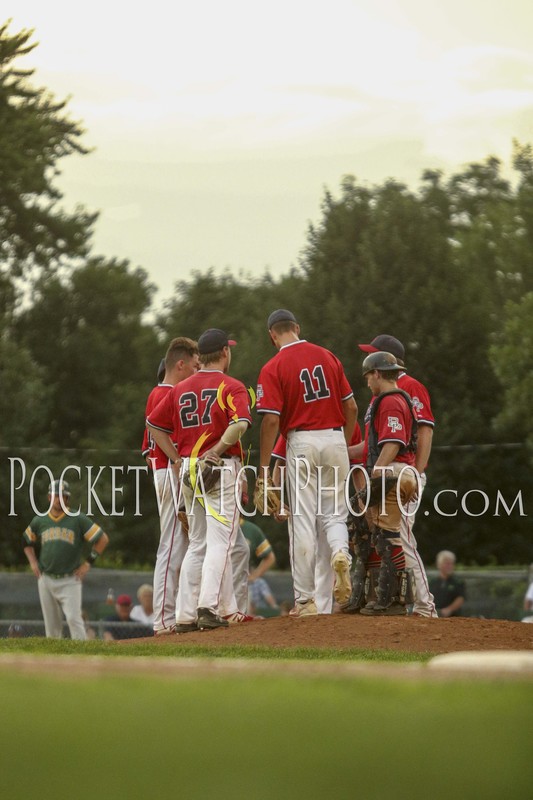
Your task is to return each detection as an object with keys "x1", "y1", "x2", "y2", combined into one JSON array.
[
  {"x1": 256, "y1": 384, "x2": 264, "y2": 401},
  {"x1": 387, "y1": 416, "x2": 403, "y2": 432},
  {"x1": 247, "y1": 386, "x2": 256, "y2": 408},
  {"x1": 411, "y1": 395, "x2": 424, "y2": 412}
]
